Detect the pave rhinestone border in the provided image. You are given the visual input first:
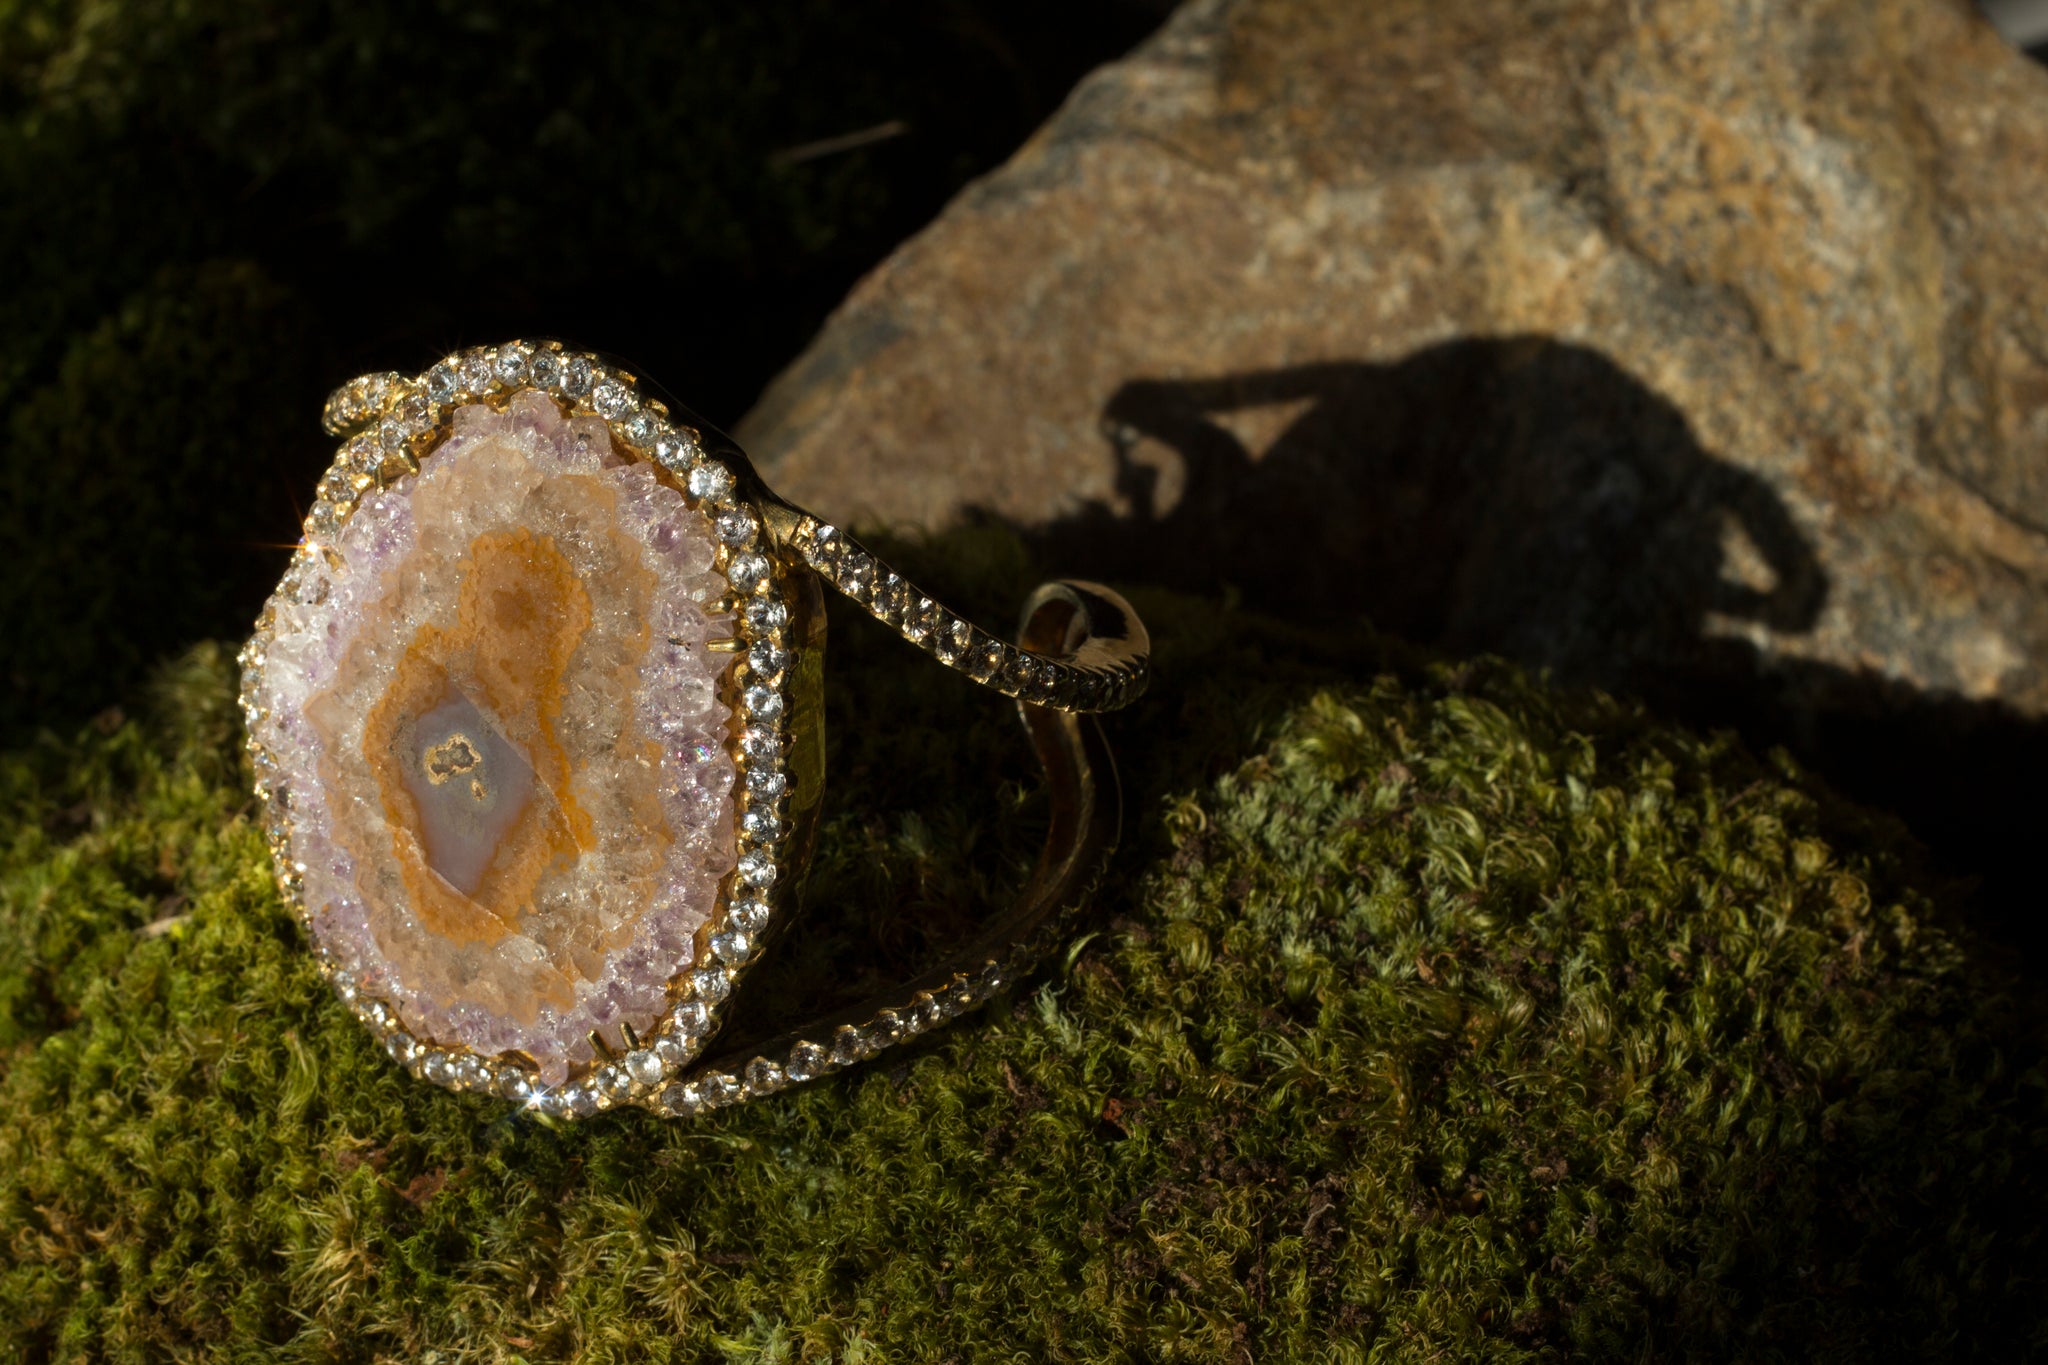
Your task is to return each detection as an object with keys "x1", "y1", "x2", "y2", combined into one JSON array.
[
  {"x1": 242, "y1": 341, "x2": 796, "y2": 1121},
  {"x1": 789, "y1": 522, "x2": 1148, "y2": 714}
]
